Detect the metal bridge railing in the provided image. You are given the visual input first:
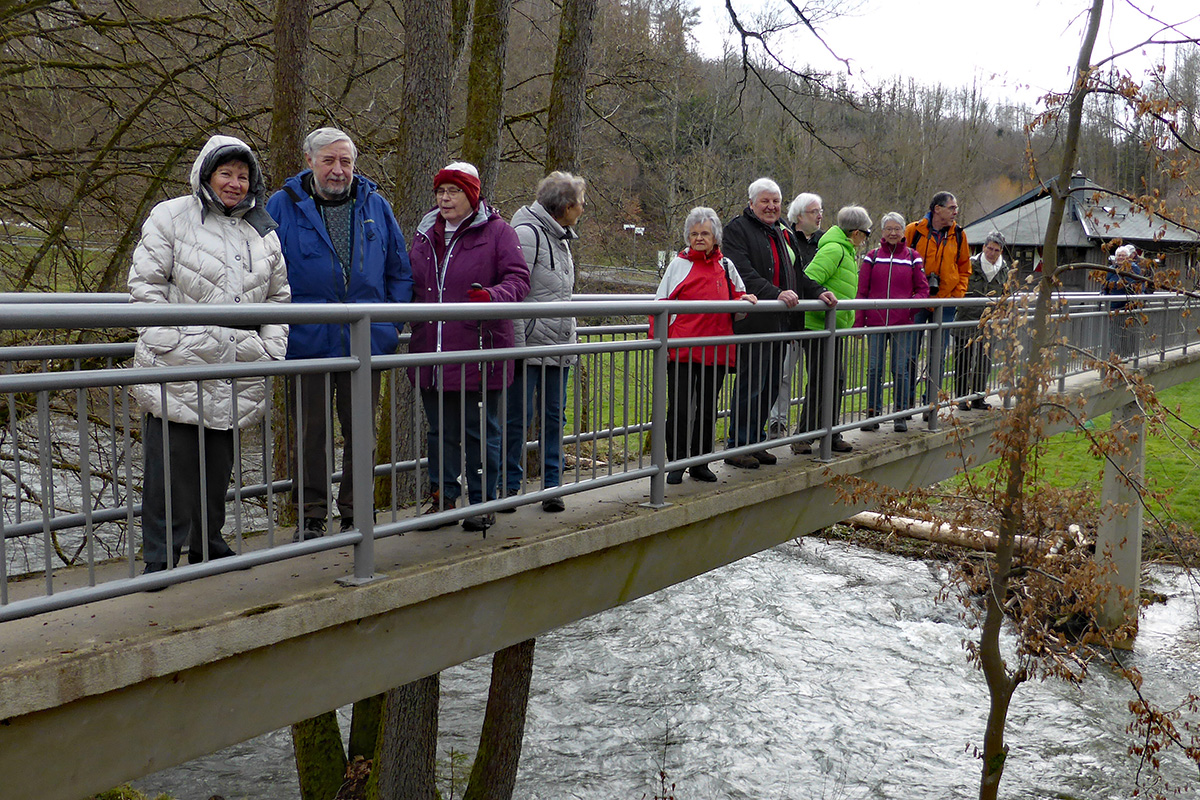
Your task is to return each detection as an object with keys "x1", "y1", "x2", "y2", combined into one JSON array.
[{"x1": 0, "y1": 290, "x2": 1192, "y2": 620}]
